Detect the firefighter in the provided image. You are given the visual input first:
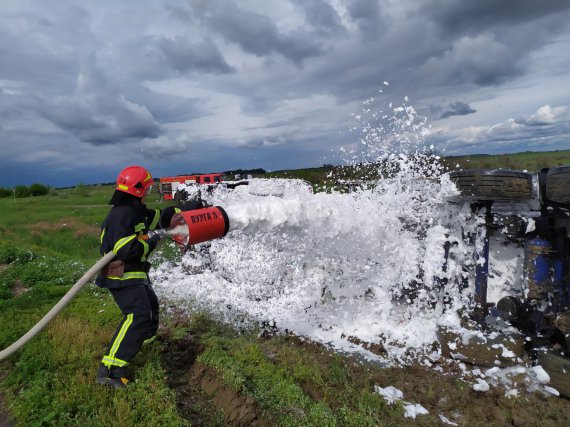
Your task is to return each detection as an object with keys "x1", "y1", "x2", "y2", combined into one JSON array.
[{"x1": 95, "y1": 165, "x2": 179, "y2": 388}]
